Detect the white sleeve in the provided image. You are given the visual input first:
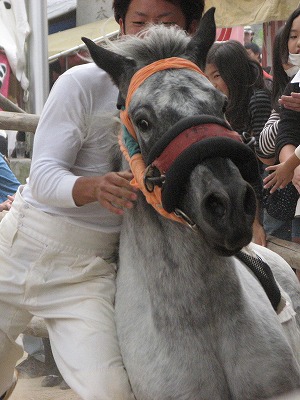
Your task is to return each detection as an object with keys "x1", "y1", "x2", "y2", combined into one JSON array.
[
  {"x1": 29, "y1": 72, "x2": 88, "y2": 208},
  {"x1": 257, "y1": 110, "x2": 279, "y2": 158}
]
